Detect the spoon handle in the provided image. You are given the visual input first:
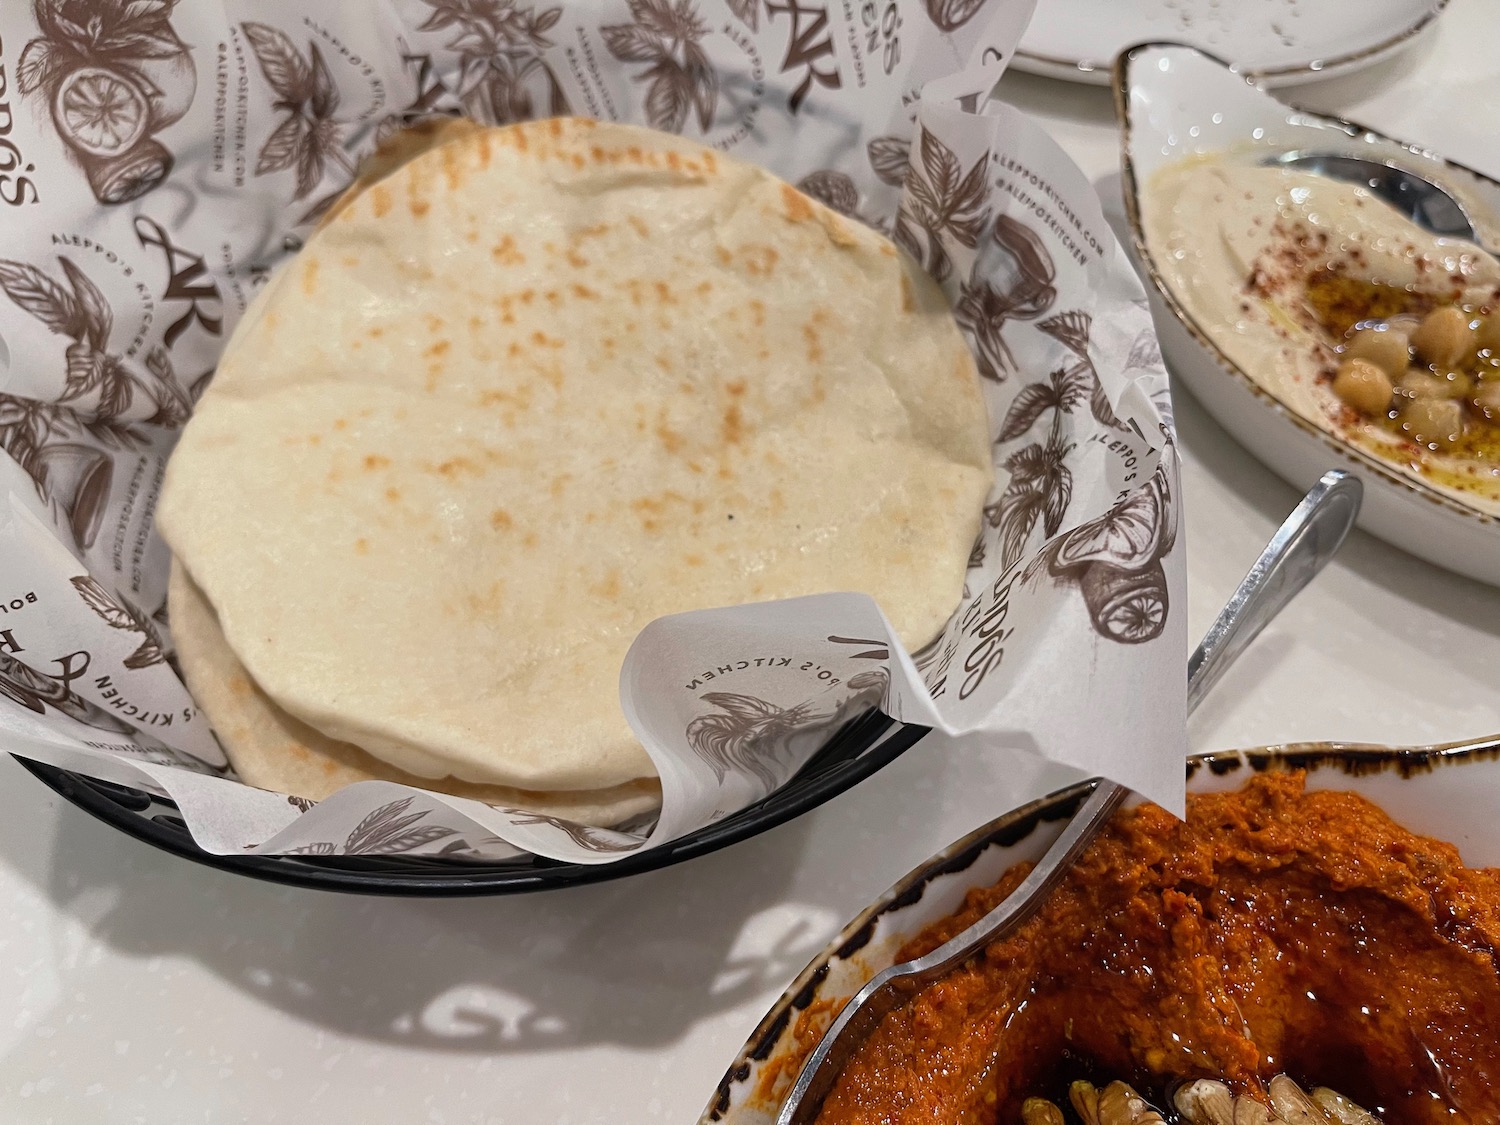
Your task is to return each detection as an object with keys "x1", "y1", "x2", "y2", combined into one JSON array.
[{"x1": 1188, "y1": 469, "x2": 1363, "y2": 714}]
